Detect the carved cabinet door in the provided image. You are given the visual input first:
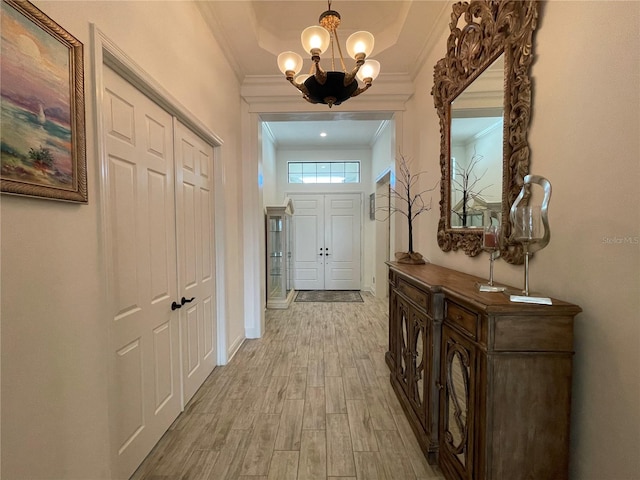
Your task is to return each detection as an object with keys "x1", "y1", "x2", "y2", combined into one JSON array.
[
  {"x1": 395, "y1": 295, "x2": 412, "y2": 397},
  {"x1": 439, "y1": 324, "x2": 476, "y2": 480},
  {"x1": 409, "y1": 308, "x2": 429, "y2": 429},
  {"x1": 394, "y1": 294, "x2": 432, "y2": 431}
]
